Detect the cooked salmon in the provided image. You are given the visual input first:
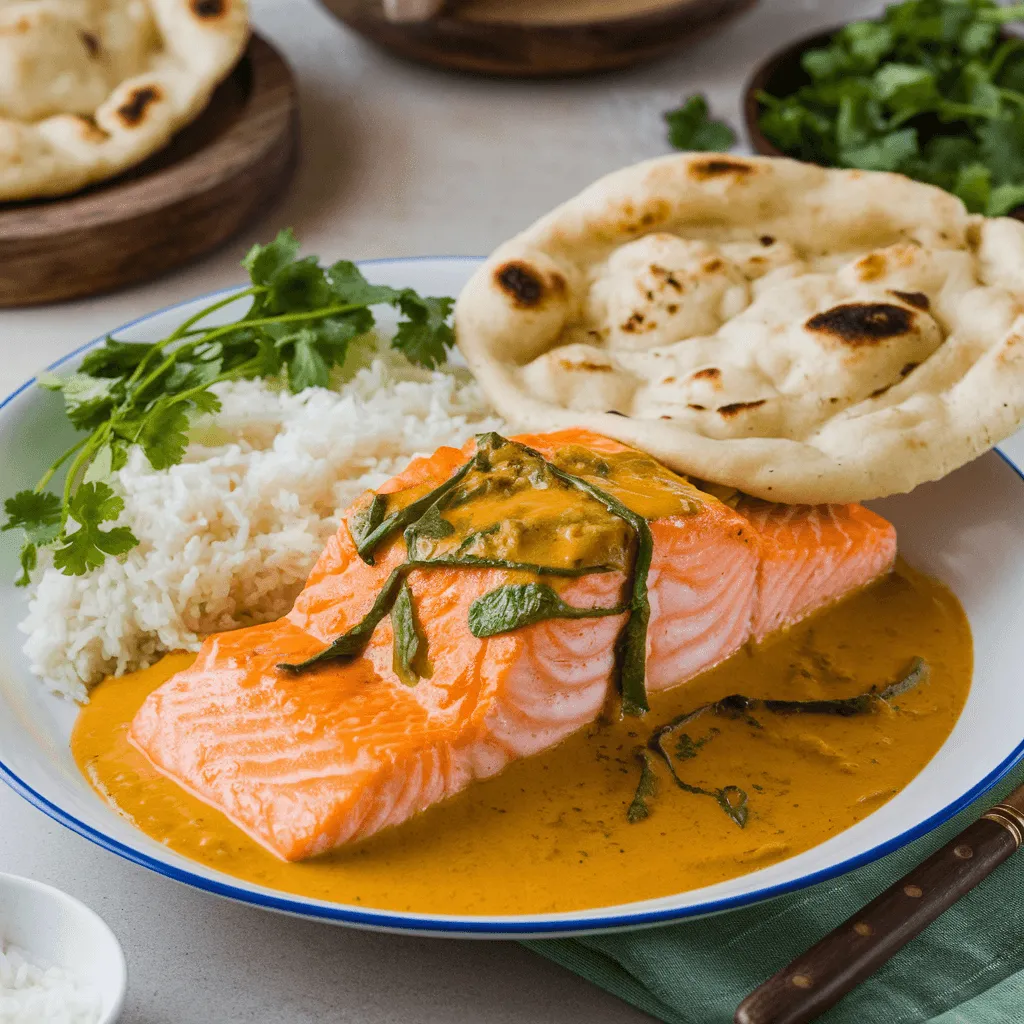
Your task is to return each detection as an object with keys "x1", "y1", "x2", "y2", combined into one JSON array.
[{"x1": 130, "y1": 429, "x2": 896, "y2": 861}]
